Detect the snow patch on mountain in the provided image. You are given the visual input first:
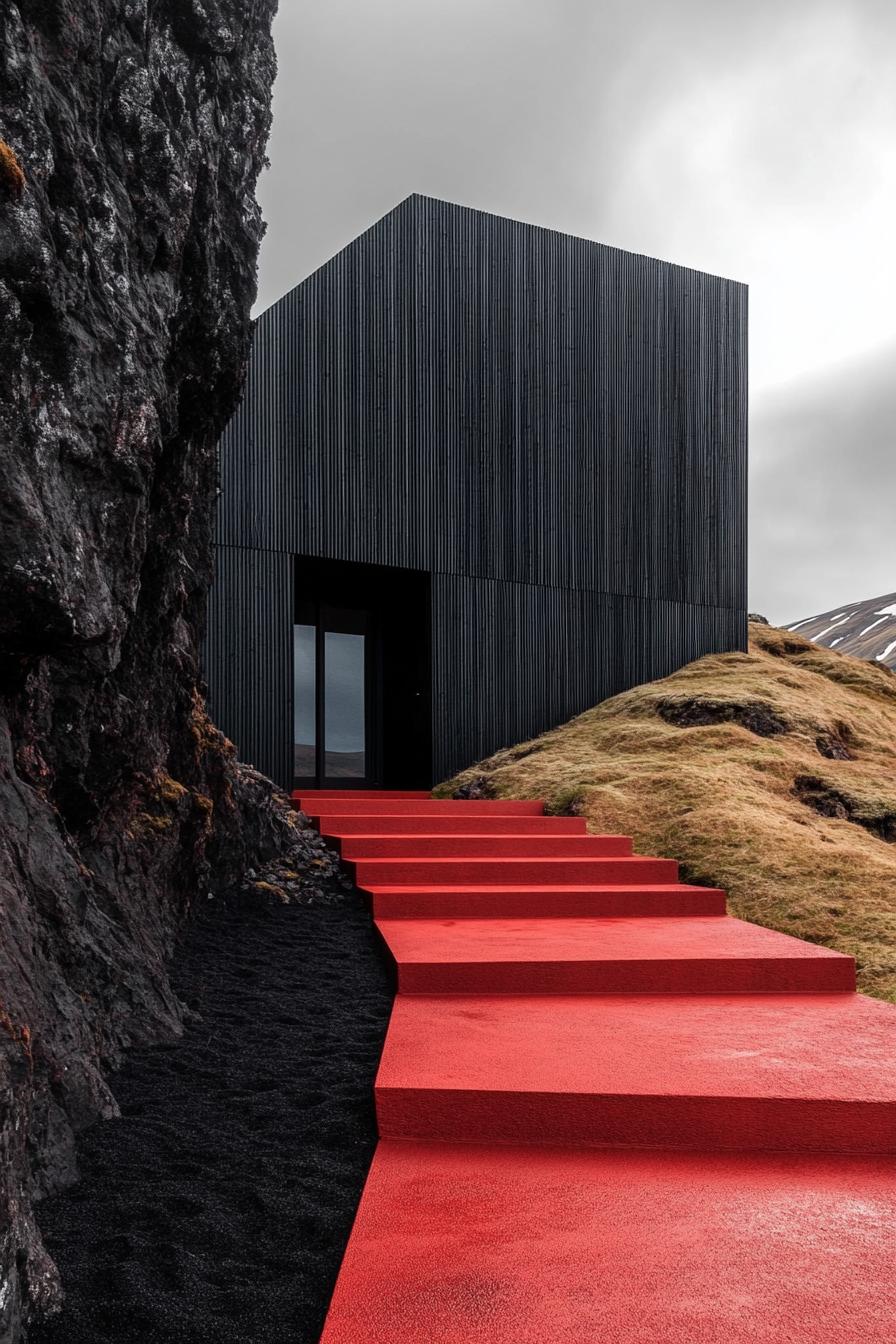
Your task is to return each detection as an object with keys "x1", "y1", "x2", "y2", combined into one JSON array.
[{"x1": 785, "y1": 590, "x2": 896, "y2": 669}]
